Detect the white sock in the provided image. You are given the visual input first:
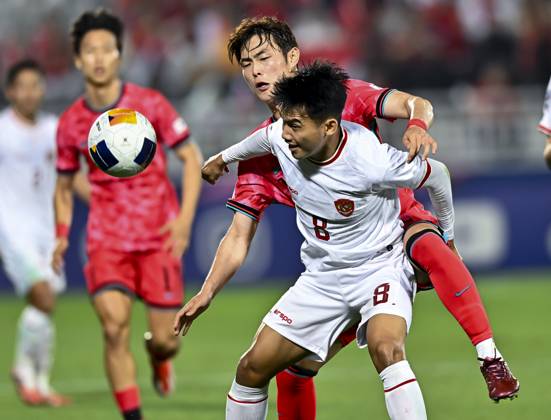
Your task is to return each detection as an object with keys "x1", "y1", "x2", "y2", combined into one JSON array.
[
  {"x1": 380, "y1": 360, "x2": 427, "y2": 420},
  {"x1": 226, "y1": 379, "x2": 268, "y2": 420},
  {"x1": 14, "y1": 306, "x2": 54, "y2": 393},
  {"x1": 475, "y1": 338, "x2": 503, "y2": 362}
]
